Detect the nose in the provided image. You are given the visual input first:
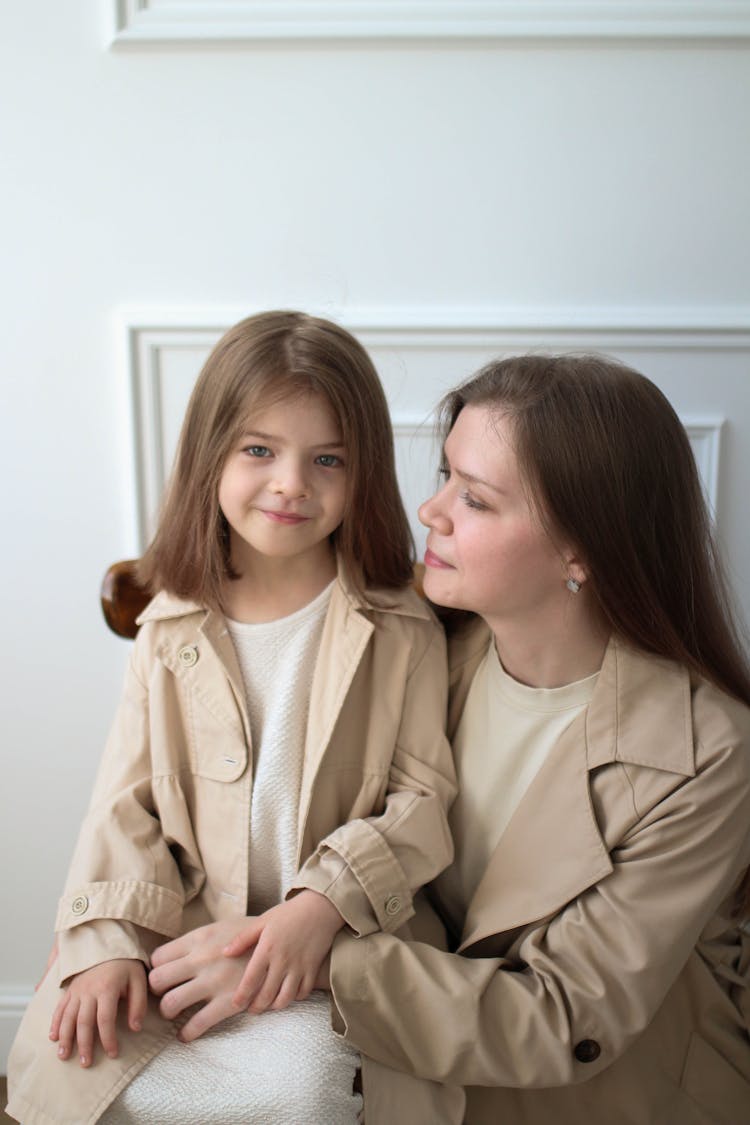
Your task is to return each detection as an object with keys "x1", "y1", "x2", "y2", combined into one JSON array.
[
  {"x1": 418, "y1": 486, "x2": 451, "y2": 534},
  {"x1": 271, "y1": 457, "x2": 309, "y2": 499}
]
